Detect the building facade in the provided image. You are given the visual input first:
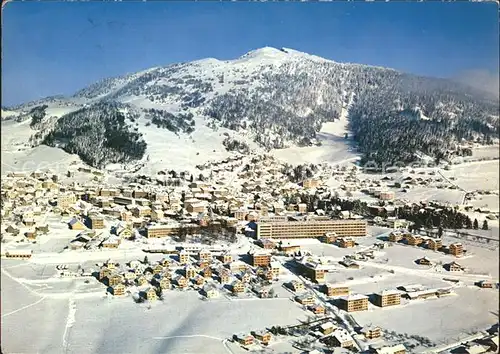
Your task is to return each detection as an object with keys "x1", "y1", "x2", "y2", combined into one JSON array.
[
  {"x1": 256, "y1": 220, "x2": 367, "y2": 240},
  {"x1": 373, "y1": 290, "x2": 402, "y2": 307},
  {"x1": 337, "y1": 294, "x2": 369, "y2": 312}
]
